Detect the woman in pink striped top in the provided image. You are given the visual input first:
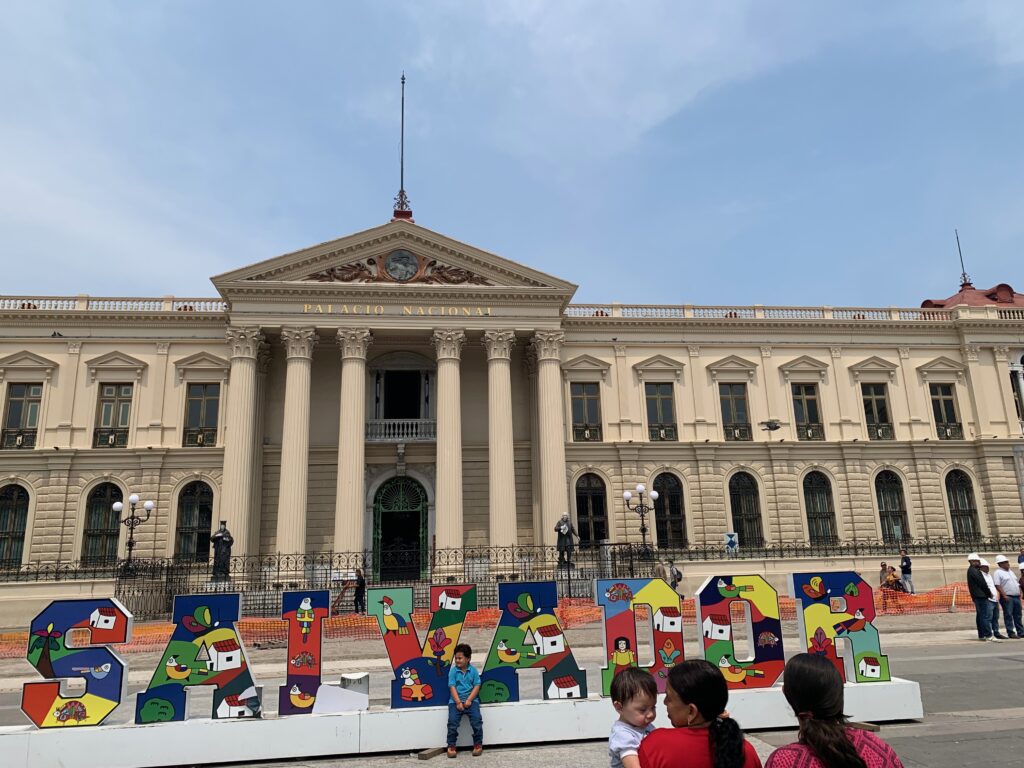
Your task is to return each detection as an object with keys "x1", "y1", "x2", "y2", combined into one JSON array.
[{"x1": 765, "y1": 654, "x2": 904, "y2": 768}]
